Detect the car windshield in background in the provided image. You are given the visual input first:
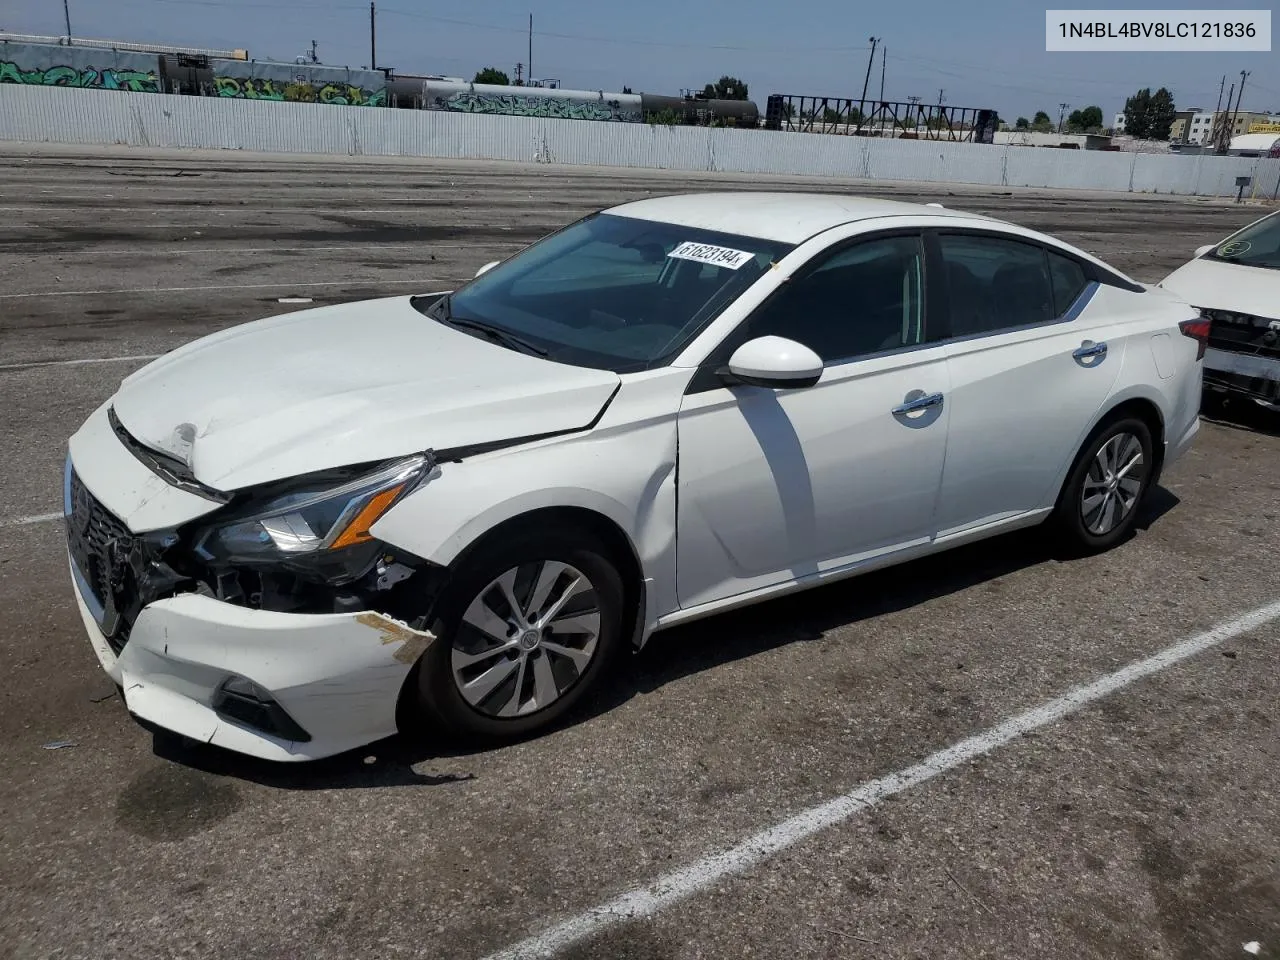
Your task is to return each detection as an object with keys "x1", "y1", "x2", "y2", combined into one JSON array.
[
  {"x1": 421, "y1": 212, "x2": 794, "y2": 372},
  {"x1": 1202, "y1": 212, "x2": 1280, "y2": 270}
]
